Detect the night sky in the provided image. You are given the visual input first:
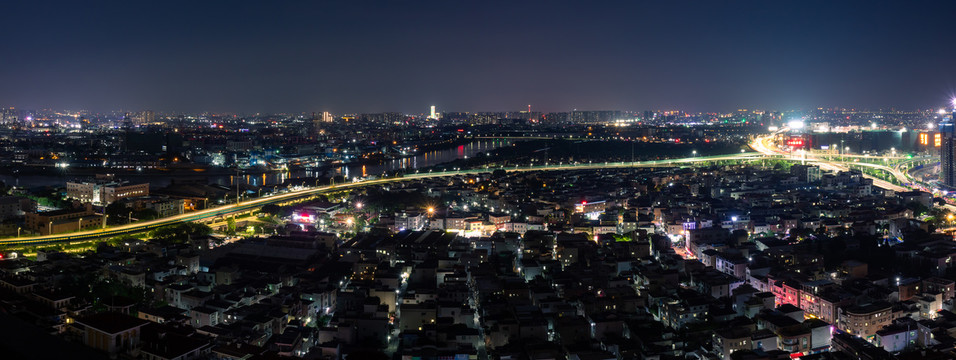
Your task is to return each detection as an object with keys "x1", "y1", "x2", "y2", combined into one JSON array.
[{"x1": 2, "y1": 1, "x2": 956, "y2": 114}]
